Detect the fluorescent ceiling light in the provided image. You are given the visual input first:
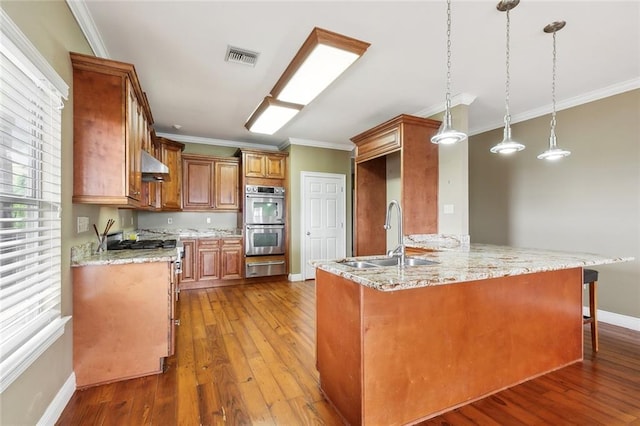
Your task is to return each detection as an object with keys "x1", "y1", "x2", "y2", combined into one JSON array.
[
  {"x1": 275, "y1": 45, "x2": 359, "y2": 105},
  {"x1": 244, "y1": 96, "x2": 302, "y2": 135},
  {"x1": 245, "y1": 27, "x2": 369, "y2": 134},
  {"x1": 272, "y1": 28, "x2": 369, "y2": 105}
]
